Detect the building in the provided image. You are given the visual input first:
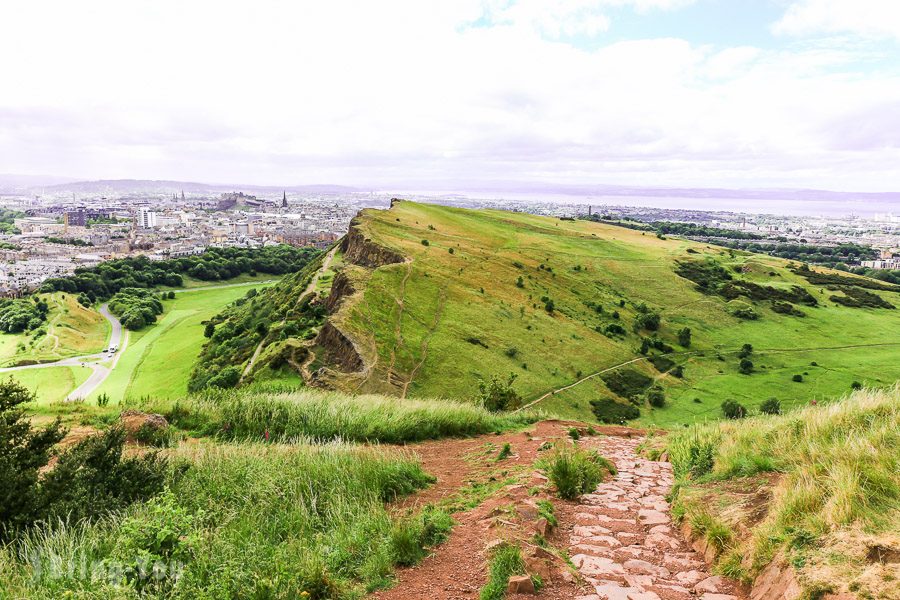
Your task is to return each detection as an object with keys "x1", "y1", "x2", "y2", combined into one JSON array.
[
  {"x1": 861, "y1": 256, "x2": 900, "y2": 270},
  {"x1": 63, "y1": 209, "x2": 112, "y2": 227},
  {"x1": 138, "y1": 208, "x2": 158, "y2": 228}
]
